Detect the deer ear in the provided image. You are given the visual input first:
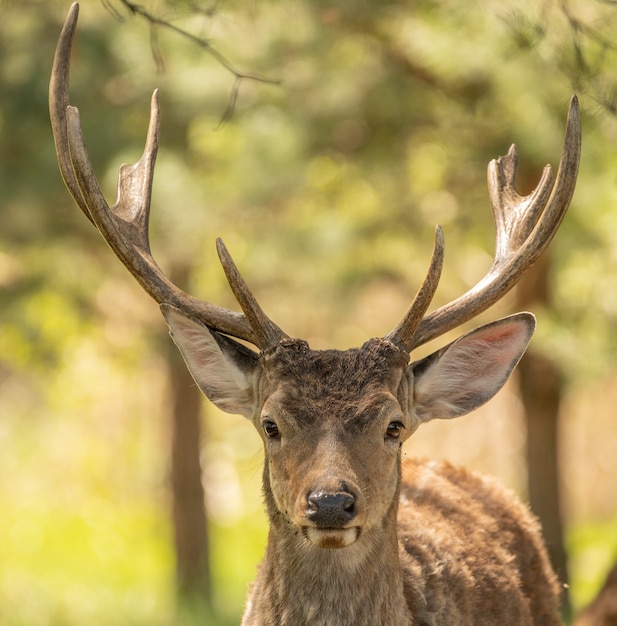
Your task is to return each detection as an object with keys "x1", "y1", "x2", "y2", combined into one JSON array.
[
  {"x1": 408, "y1": 313, "x2": 535, "y2": 423},
  {"x1": 160, "y1": 304, "x2": 260, "y2": 418}
]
